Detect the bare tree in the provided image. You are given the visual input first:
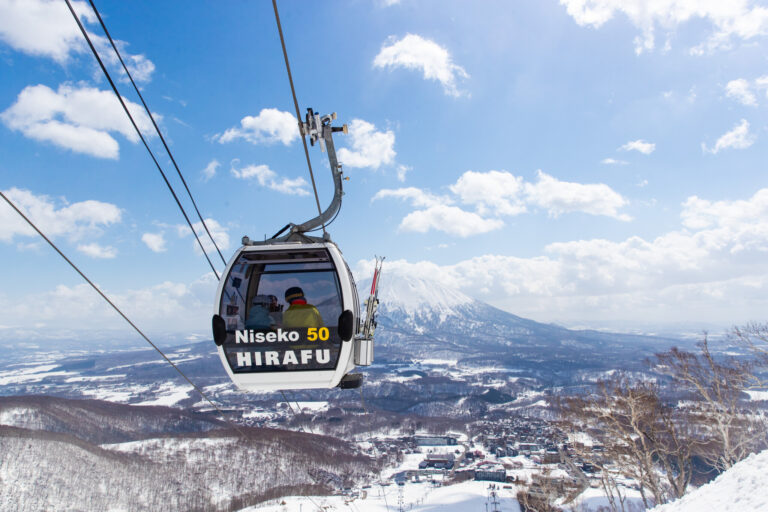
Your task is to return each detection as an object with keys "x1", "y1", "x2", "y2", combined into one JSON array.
[
  {"x1": 731, "y1": 322, "x2": 768, "y2": 382},
  {"x1": 655, "y1": 335, "x2": 767, "y2": 471},
  {"x1": 558, "y1": 375, "x2": 693, "y2": 509}
]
